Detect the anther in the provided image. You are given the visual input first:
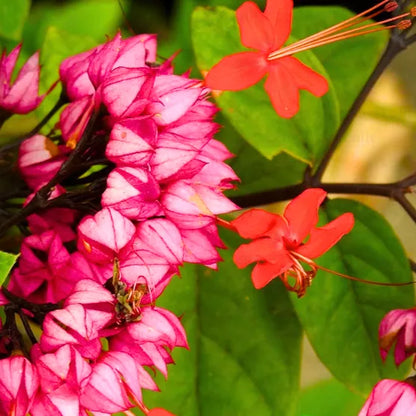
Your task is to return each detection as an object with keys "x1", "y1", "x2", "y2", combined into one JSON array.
[
  {"x1": 398, "y1": 19, "x2": 412, "y2": 29},
  {"x1": 411, "y1": 7, "x2": 416, "y2": 17},
  {"x1": 385, "y1": 1, "x2": 398, "y2": 12}
]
